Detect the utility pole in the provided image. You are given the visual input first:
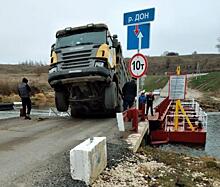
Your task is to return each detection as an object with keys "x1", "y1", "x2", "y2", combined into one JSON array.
[
  {"x1": 196, "y1": 62, "x2": 200, "y2": 80},
  {"x1": 216, "y1": 37, "x2": 220, "y2": 53}
]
